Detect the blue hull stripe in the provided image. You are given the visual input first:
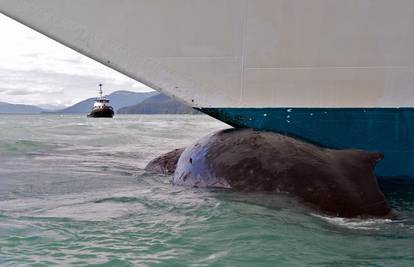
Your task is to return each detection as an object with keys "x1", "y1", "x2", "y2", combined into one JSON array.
[{"x1": 197, "y1": 107, "x2": 414, "y2": 177}]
